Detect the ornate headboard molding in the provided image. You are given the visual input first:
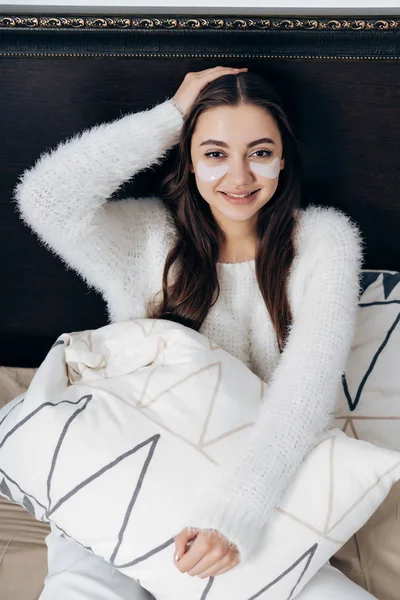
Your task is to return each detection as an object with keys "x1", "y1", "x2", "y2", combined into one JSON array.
[{"x1": 1, "y1": 14, "x2": 400, "y2": 58}]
